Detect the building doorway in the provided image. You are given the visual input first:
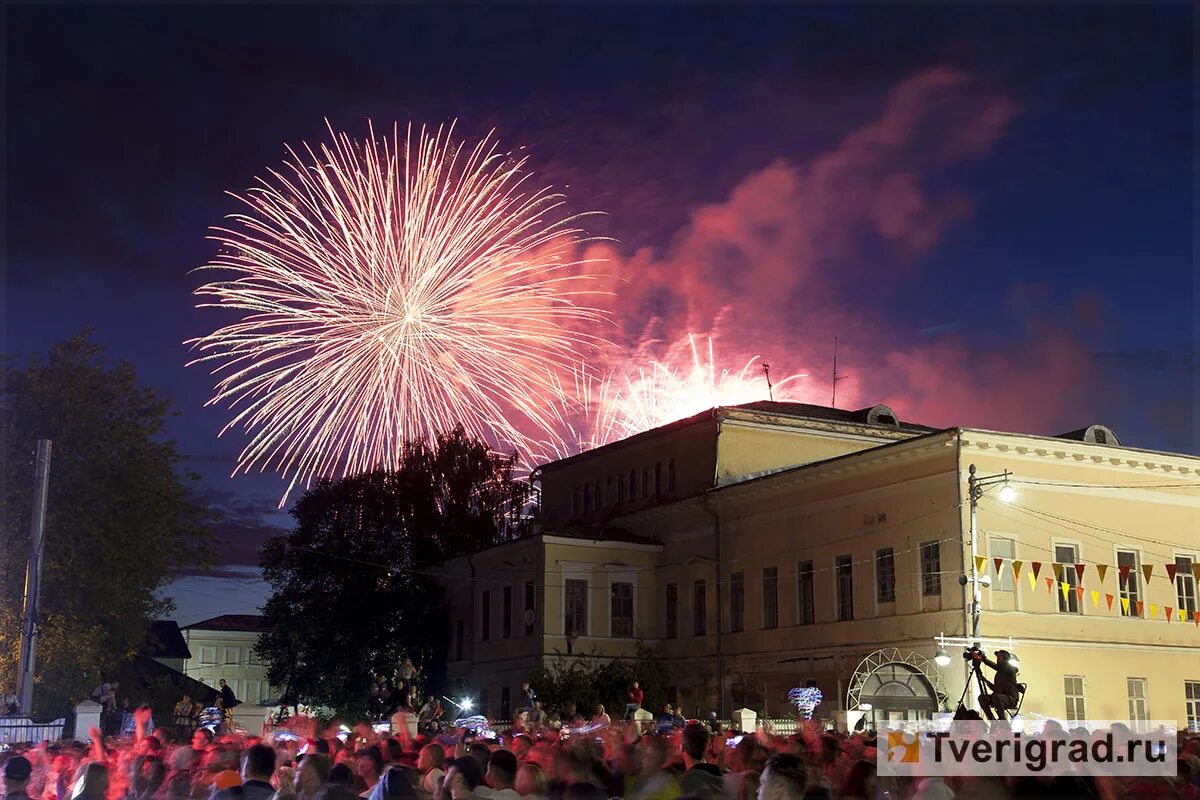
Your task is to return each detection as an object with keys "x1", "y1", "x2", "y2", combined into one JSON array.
[{"x1": 846, "y1": 648, "x2": 946, "y2": 729}]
